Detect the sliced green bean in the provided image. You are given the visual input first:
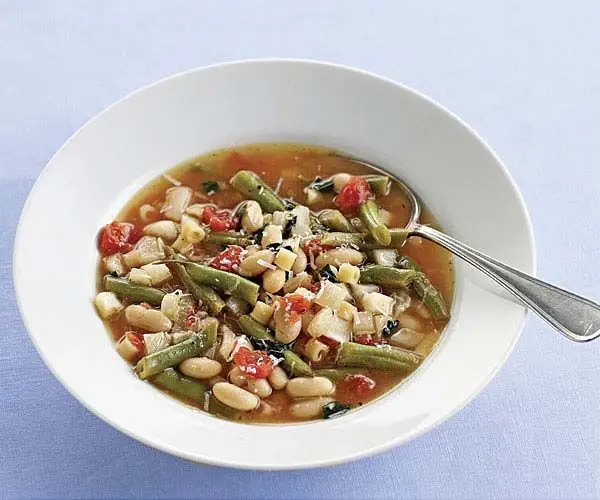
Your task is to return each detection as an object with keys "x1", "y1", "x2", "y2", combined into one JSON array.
[
  {"x1": 230, "y1": 170, "x2": 286, "y2": 213},
  {"x1": 171, "y1": 260, "x2": 226, "y2": 315},
  {"x1": 318, "y1": 209, "x2": 355, "y2": 232},
  {"x1": 238, "y1": 315, "x2": 276, "y2": 341},
  {"x1": 208, "y1": 393, "x2": 242, "y2": 420},
  {"x1": 359, "y1": 265, "x2": 418, "y2": 288},
  {"x1": 363, "y1": 175, "x2": 391, "y2": 196},
  {"x1": 336, "y1": 353, "x2": 413, "y2": 372},
  {"x1": 397, "y1": 256, "x2": 449, "y2": 319},
  {"x1": 318, "y1": 229, "x2": 409, "y2": 250},
  {"x1": 338, "y1": 341, "x2": 422, "y2": 367},
  {"x1": 283, "y1": 350, "x2": 313, "y2": 377},
  {"x1": 314, "y1": 368, "x2": 365, "y2": 381},
  {"x1": 176, "y1": 261, "x2": 259, "y2": 305},
  {"x1": 202, "y1": 317, "x2": 219, "y2": 346},
  {"x1": 150, "y1": 368, "x2": 208, "y2": 403},
  {"x1": 205, "y1": 232, "x2": 253, "y2": 247},
  {"x1": 358, "y1": 200, "x2": 391, "y2": 246},
  {"x1": 135, "y1": 334, "x2": 212, "y2": 380},
  {"x1": 103, "y1": 275, "x2": 165, "y2": 306}
]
